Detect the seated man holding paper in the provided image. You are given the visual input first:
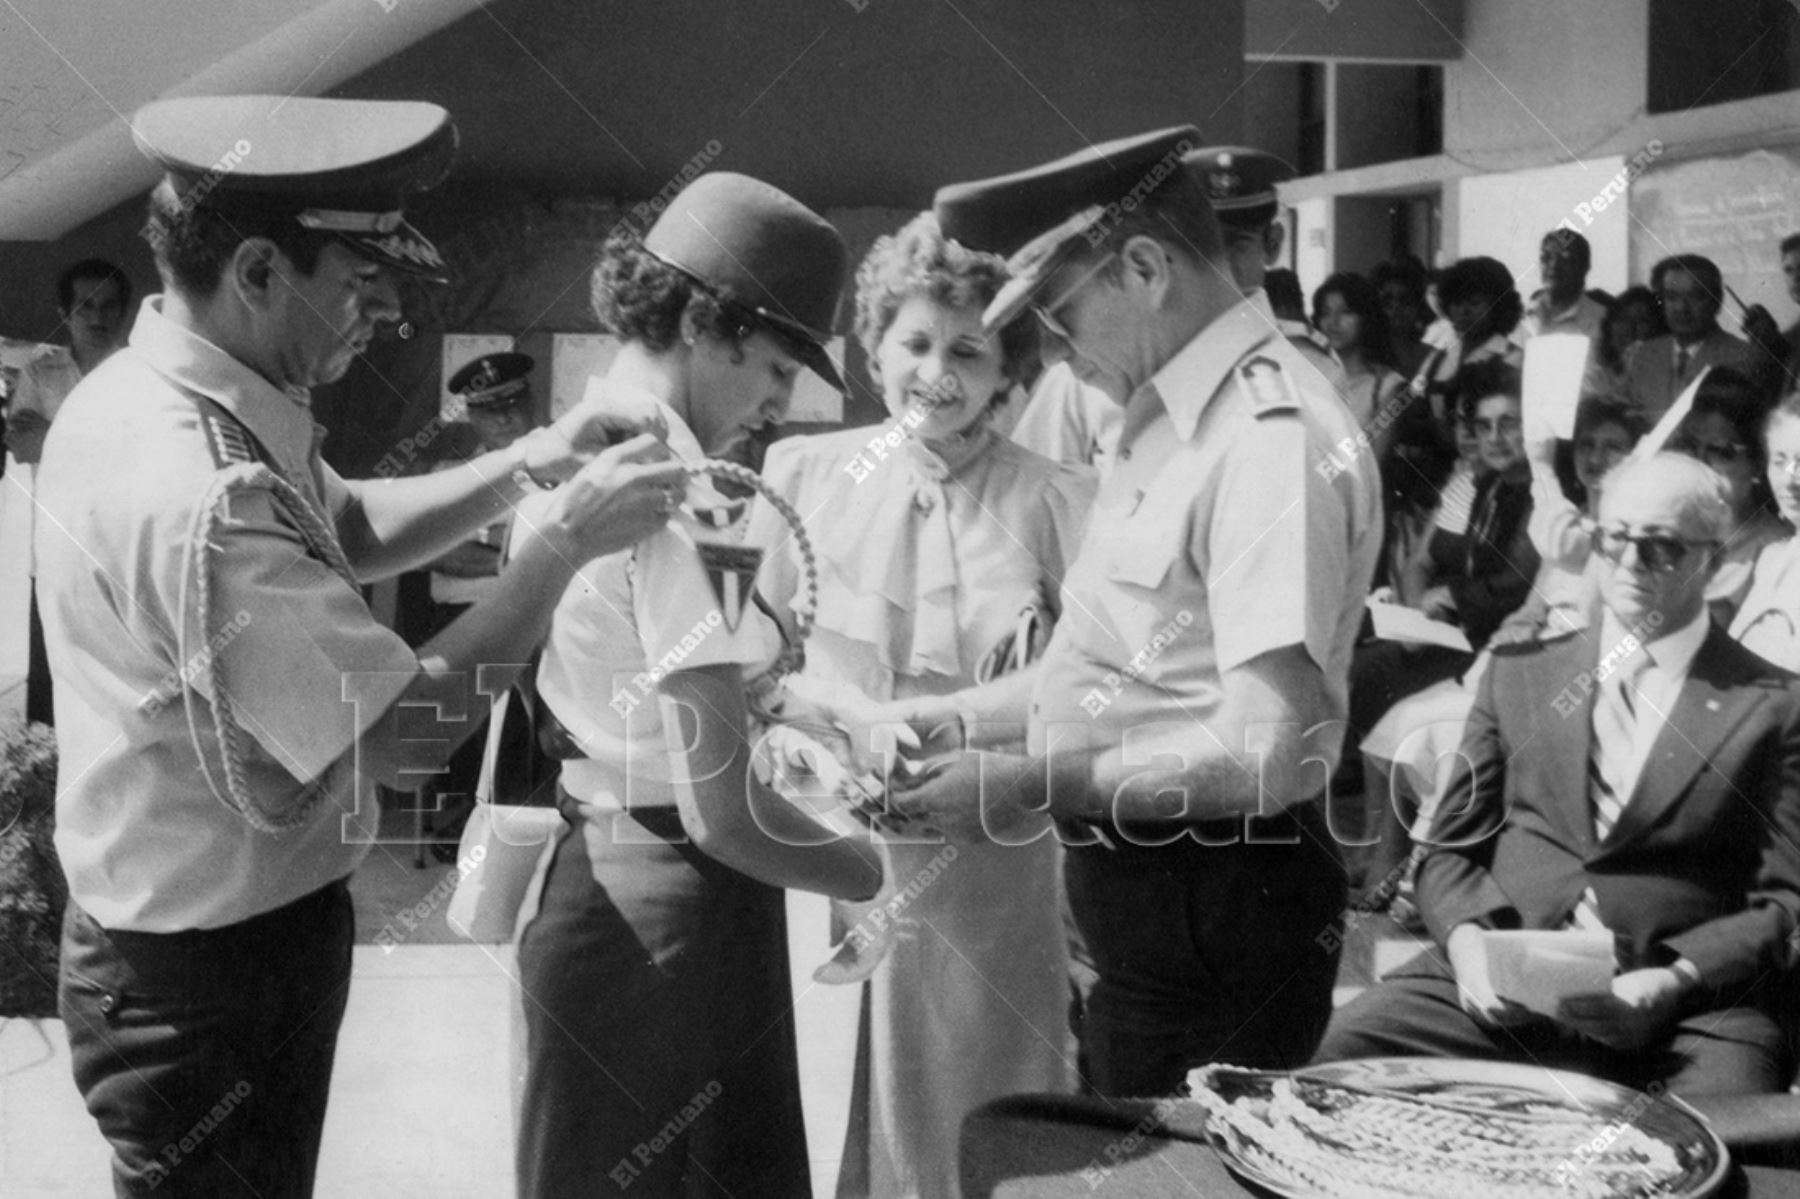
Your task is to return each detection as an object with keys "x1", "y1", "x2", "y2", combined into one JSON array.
[{"x1": 1317, "y1": 452, "x2": 1800, "y2": 1096}]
